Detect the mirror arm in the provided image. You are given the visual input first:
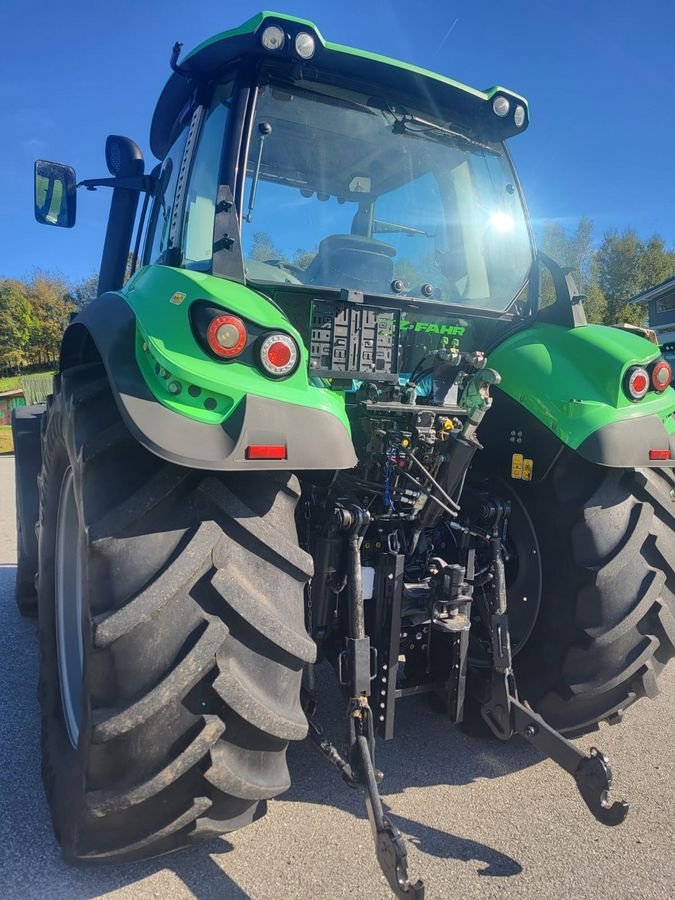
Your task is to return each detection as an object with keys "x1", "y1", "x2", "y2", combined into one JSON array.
[
  {"x1": 77, "y1": 175, "x2": 155, "y2": 194},
  {"x1": 536, "y1": 251, "x2": 587, "y2": 328}
]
